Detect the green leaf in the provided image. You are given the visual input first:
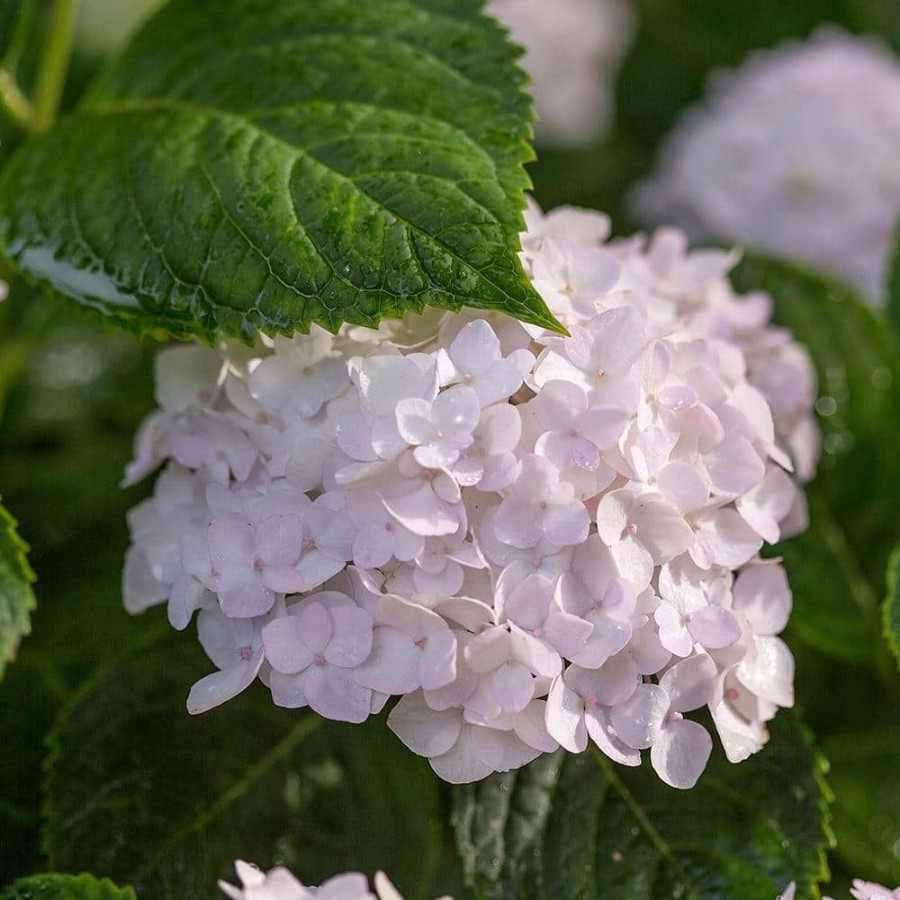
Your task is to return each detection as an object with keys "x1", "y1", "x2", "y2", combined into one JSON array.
[
  {"x1": 1, "y1": 873, "x2": 137, "y2": 900},
  {"x1": 732, "y1": 255, "x2": 900, "y2": 663},
  {"x1": 884, "y1": 543, "x2": 900, "y2": 671},
  {"x1": 824, "y1": 726, "x2": 900, "y2": 887},
  {"x1": 43, "y1": 626, "x2": 444, "y2": 899},
  {"x1": 0, "y1": 0, "x2": 561, "y2": 340},
  {"x1": 0, "y1": 498, "x2": 36, "y2": 680},
  {"x1": 454, "y1": 714, "x2": 831, "y2": 900},
  {"x1": 889, "y1": 227, "x2": 900, "y2": 338}
]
